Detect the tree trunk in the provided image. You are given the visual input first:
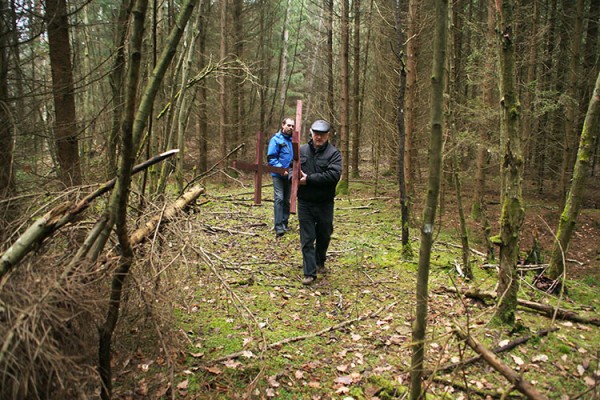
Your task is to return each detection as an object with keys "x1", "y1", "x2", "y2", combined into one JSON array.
[
  {"x1": 45, "y1": 0, "x2": 82, "y2": 187},
  {"x1": 196, "y1": 0, "x2": 210, "y2": 174},
  {"x1": 97, "y1": 0, "x2": 199, "y2": 396},
  {"x1": 452, "y1": 158, "x2": 472, "y2": 279},
  {"x1": 547, "y1": 71, "x2": 600, "y2": 279},
  {"x1": 410, "y1": 0, "x2": 447, "y2": 398},
  {"x1": 351, "y1": 0, "x2": 361, "y2": 178},
  {"x1": 0, "y1": 0, "x2": 15, "y2": 200},
  {"x1": 395, "y1": 0, "x2": 411, "y2": 257},
  {"x1": 472, "y1": 0, "x2": 495, "y2": 221},
  {"x1": 107, "y1": 0, "x2": 132, "y2": 180},
  {"x1": 326, "y1": 0, "x2": 335, "y2": 134},
  {"x1": 338, "y1": 0, "x2": 350, "y2": 193},
  {"x1": 219, "y1": 0, "x2": 228, "y2": 170},
  {"x1": 494, "y1": 0, "x2": 524, "y2": 326},
  {"x1": 404, "y1": 0, "x2": 419, "y2": 198},
  {"x1": 98, "y1": 0, "x2": 148, "y2": 395},
  {"x1": 558, "y1": 0, "x2": 585, "y2": 207}
]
